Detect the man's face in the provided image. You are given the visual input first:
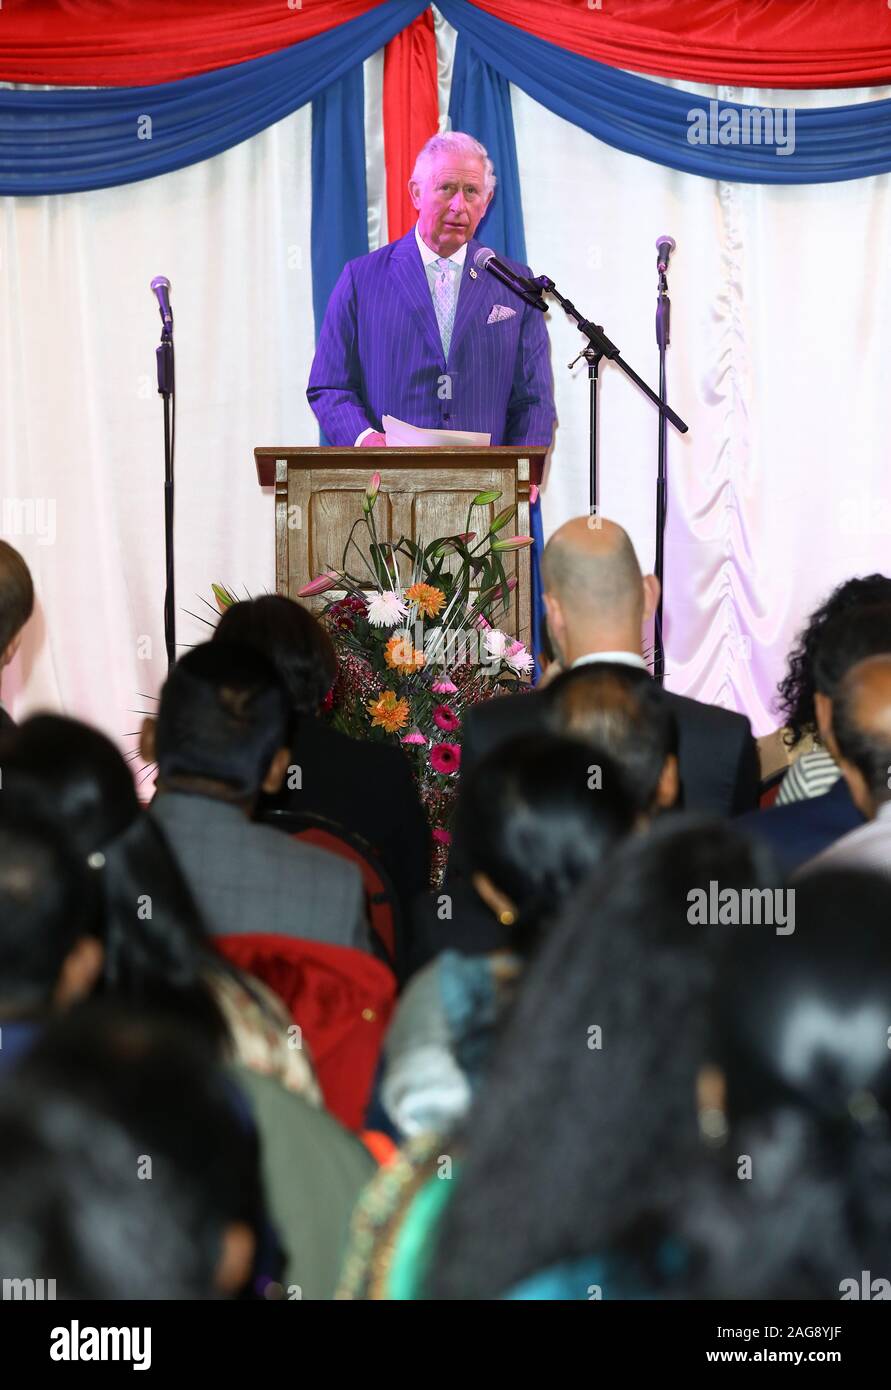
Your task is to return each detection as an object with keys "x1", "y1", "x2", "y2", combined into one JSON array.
[{"x1": 409, "y1": 155, "x2": 493, "y2": 257}]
